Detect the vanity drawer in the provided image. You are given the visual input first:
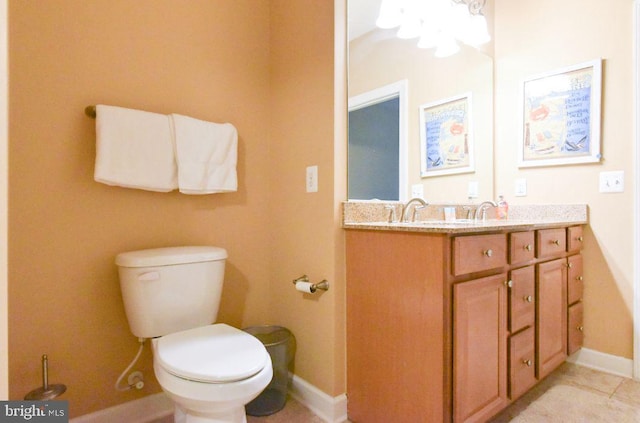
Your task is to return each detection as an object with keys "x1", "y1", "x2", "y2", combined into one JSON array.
[
  {"x1": 536, "y1": 228, "x2": 566, "y2": 258},
  {"x1": 567, "y1": 226, "x2": 584, "y2": 253},
  {"x1": 510, "y1": 232, "x2": 535, "y2": 265},
  {"x1": 509, "y1": 266, "x2": 535, "y2": 333},
  {"x1": 568, "y1": 302, "x2": 584, "y2": 355},
  {"x1": 567, "y1": 254, "x2": 583, "y2": 306},
  {"x1": 453, "y1": 234, "x2": 507, "y2": 276},
  {"x1": 509, "y1": 327, "x2": 536, "y2": 400}
]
